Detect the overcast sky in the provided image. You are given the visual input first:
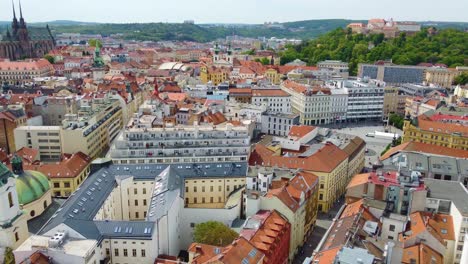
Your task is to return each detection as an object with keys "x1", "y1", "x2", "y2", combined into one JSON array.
[{"x1": 1, "y1": 0, "x2": 467, "y2": 24}]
